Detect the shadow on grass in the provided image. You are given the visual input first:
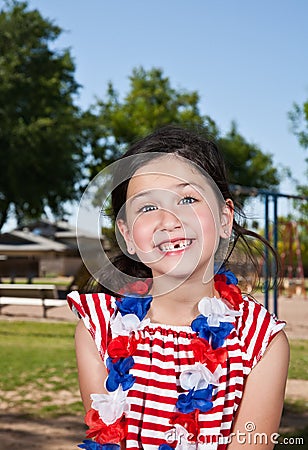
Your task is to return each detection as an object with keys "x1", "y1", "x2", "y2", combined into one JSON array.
[
  {"x1": 277, "y1": 402, "x2": 308, "y2": 449},
  {"x1": 0, "y1": 413, "x2": 85, "y2": 449}
]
